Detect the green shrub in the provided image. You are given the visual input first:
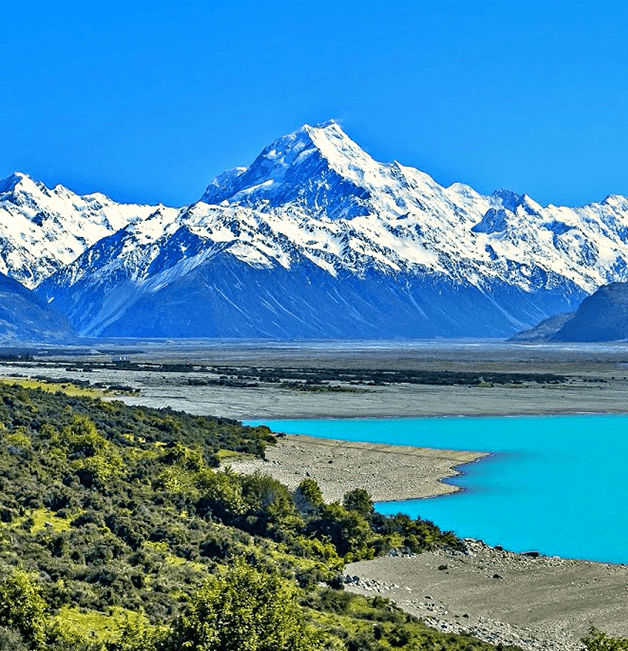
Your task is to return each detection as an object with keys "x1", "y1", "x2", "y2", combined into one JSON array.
[
  {"x1": 342, "y1": 488, "x2": 374, "y2": 518},
  {"x1": 0, "y1": 569, "x2": 47, "y2": 650},
  {"x1": 582, "y1": 628, "x2": 628, "y2": 650},
  {"x1": 295, "y1": 479, "x2": 323, "y2": 511},
  {"x1": 167, "y1": 561, "x2": 322, "y2": 651}
]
